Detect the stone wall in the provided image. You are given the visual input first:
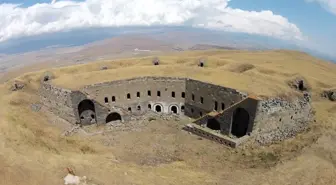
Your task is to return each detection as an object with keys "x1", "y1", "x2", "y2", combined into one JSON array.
[
  {"x1": 184, "y1": 79, "x2": 247, "y2": 119},
  {"x1": 39, "y1": 82, "x2": 76, "y2": 123},
  {"x1": 216, "y1": 97, "x2": 259, "y2": 136},
  {"x1": 253, "y1": 94, "x2": 314, "y2": 145},
  {"x1": 192, "y1": 96, "x2": 259, "y2": 137},
  {"x1": 82, "y1": 77, "x2": 186, "y2": 115},
  {"x1": 39, "y1": 75, "x2": 314, "y2": 147}
]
